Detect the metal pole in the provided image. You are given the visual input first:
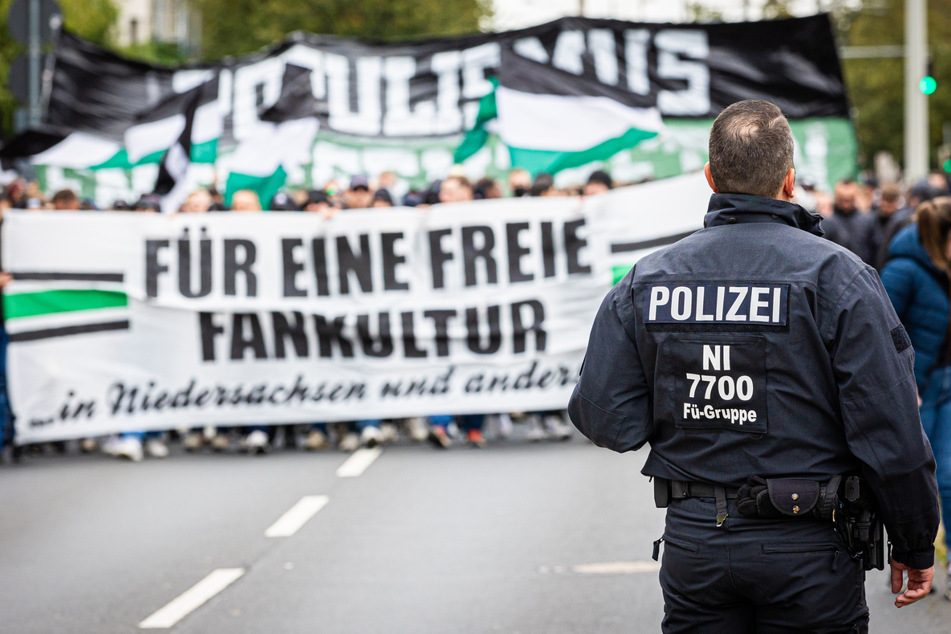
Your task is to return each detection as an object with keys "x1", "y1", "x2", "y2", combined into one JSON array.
[
  {"x1": 905, "y1": 0, "x2": 929, "y2": 182},
  {"x1": 28, "y1": 0, "x2": 40, "y2": 127}
]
